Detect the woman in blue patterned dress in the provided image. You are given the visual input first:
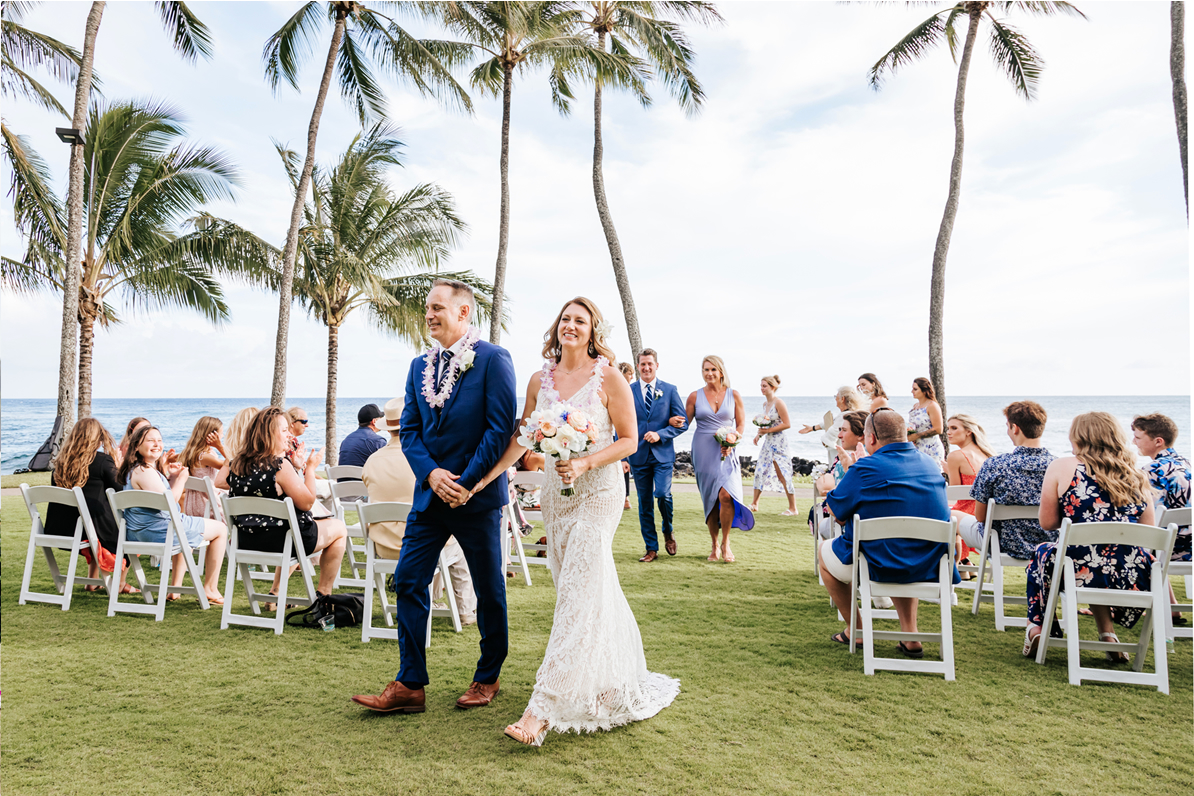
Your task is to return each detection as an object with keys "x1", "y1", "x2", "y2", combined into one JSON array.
[
  {"x1": 750, "y1": 375, "x2": 796, "y2": 516},
  {"x1": 907, "y1": 377, "x2": 944, "y2": 466},
  {"x1": 1022, "y1": 412, "x2": 1156, "y2": 660}
]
